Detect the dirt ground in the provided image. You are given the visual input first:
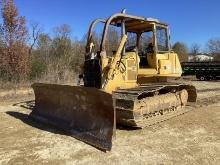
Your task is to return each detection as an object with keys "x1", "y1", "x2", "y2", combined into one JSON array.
[{"x1": 0, "y1": 80, "x2": 220, "y2": 165}]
